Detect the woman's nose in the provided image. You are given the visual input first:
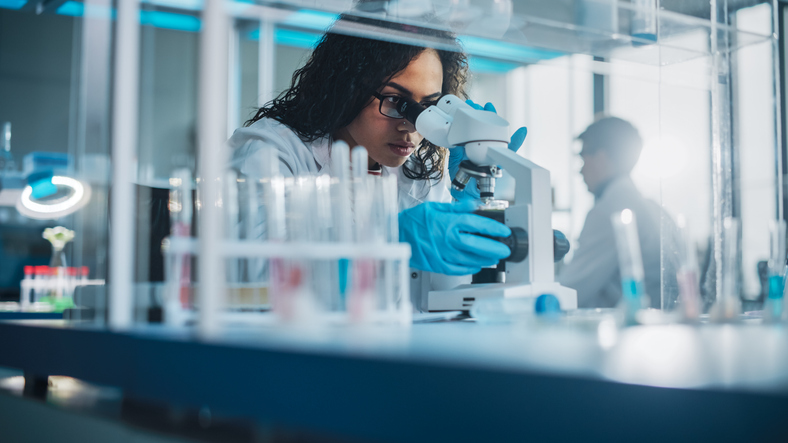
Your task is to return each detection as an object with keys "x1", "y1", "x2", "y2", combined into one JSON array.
[{"x1": 399, "y1": 119, "x2": 417, "y2": 133}]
